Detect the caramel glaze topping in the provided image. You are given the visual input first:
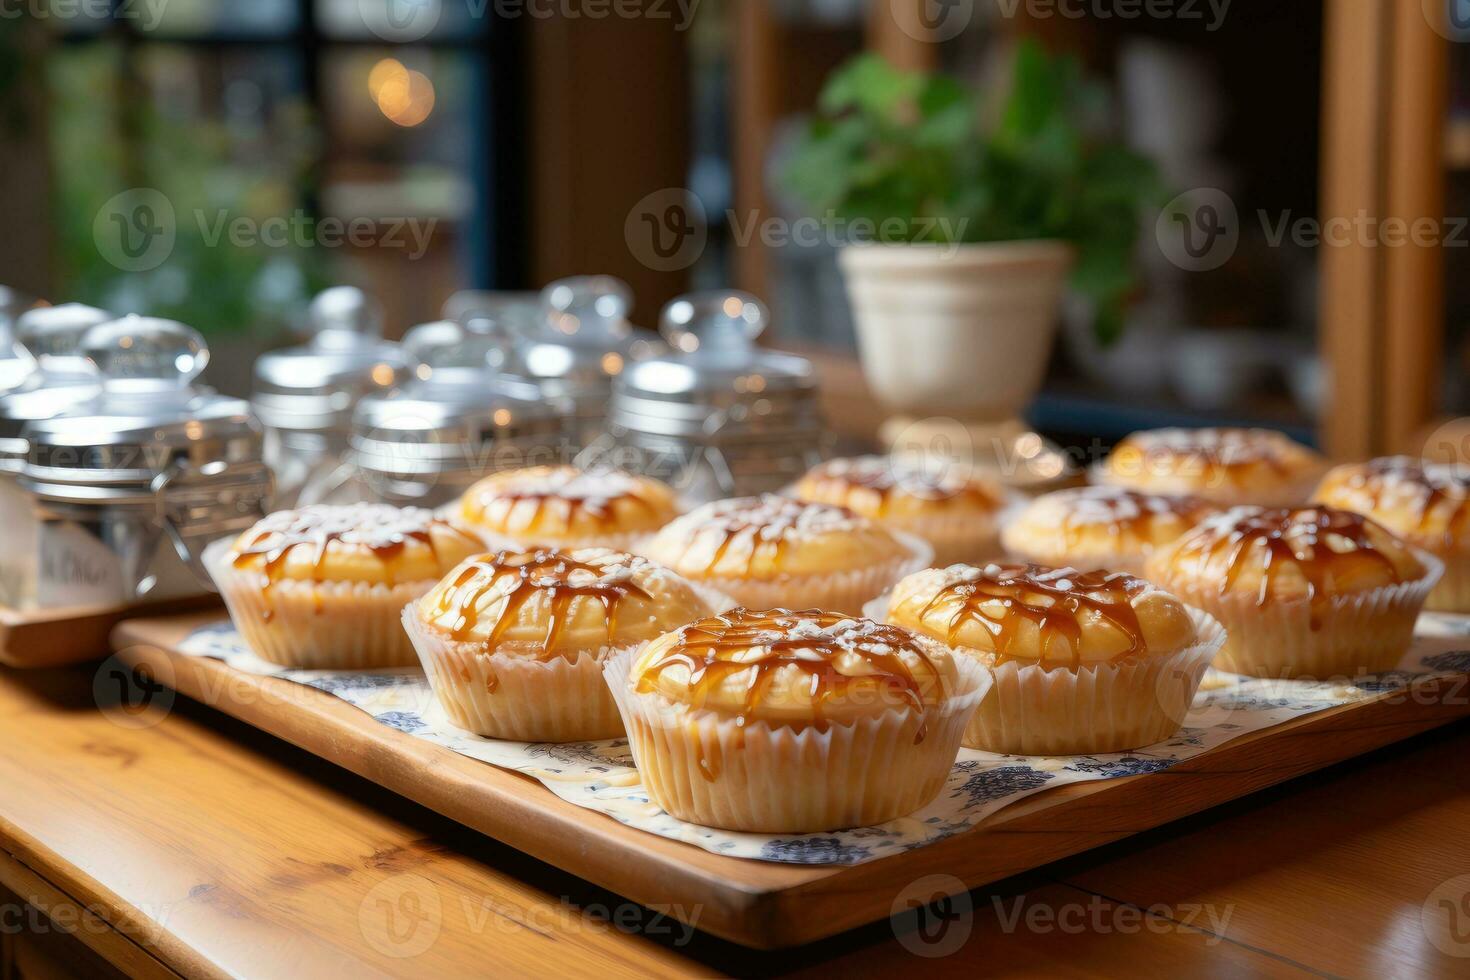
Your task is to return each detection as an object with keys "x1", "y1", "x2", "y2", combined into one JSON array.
[
  {"x1": 918, "y1": 564, "x2": 1149, "y2": 669},
  {"x1": 231, "y1": 505, "x2": 477, "y2": 600},
  {"x1": 672, "y1": 495, "x2": 867, "y2": 574},
  {"x1": 1116, "y1": 428, "x2": 1308, "y2": 478},
  {"x1": 802, "y1": 457, "x2": 1003, "y2": 513},
  {"x1": 636, "y1": 608, "x2": 949, "y2": 737},
  {"x1": 1171, "y1": 507, "x2": 1407, "y2": 609},
  {"x1": 425, "y1": 550, "x2": 653, "y2": 654},
  {"x1": 465, "y1": 468, "x2": 663, "y2": 530},
  {"x1": 1046, "y1": 488, "x2": 1217, "y2": 548},
  {"x1": 1336, "y1": 457, "x2": 1470, "y2": 544}
]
